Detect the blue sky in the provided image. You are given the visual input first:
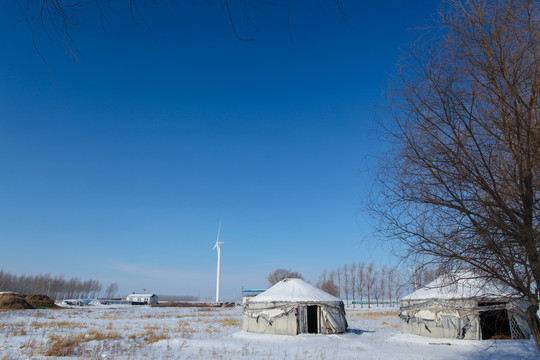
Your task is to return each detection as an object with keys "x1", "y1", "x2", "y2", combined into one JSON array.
[{"x1": 0, "y1": 1, "x2": 438, "y2": 300}]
